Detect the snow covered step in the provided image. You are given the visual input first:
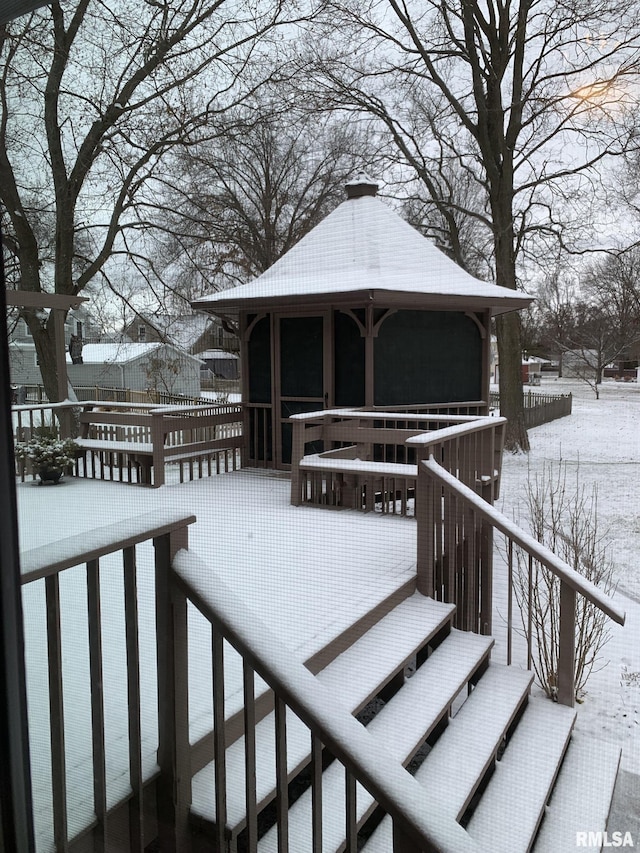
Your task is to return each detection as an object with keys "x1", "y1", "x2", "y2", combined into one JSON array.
[
  {"x1": 258, "y1": 629, "x2": 494, "y2": 853},
  {"x1": 361, "y1": 665, "x2": 534, "y2": 853},
  {"x1": 191, "y1": 705, "x2": 310, "y2": 829},
  {"x1": 316, "y1": 593, "x2": 456, "y2": 711},
  {"x1": 466, "y1": 698, "x2": 576, "y2": 852},
  {"x1": 190, "y1": 593, "x2": 455, "y2": 838},
  {"x1": 533, "y1": 733, "x2": 621, "y2": 853},
  {"x1": 412, "y1": 665, "x2": 534, "y2": 820}
]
